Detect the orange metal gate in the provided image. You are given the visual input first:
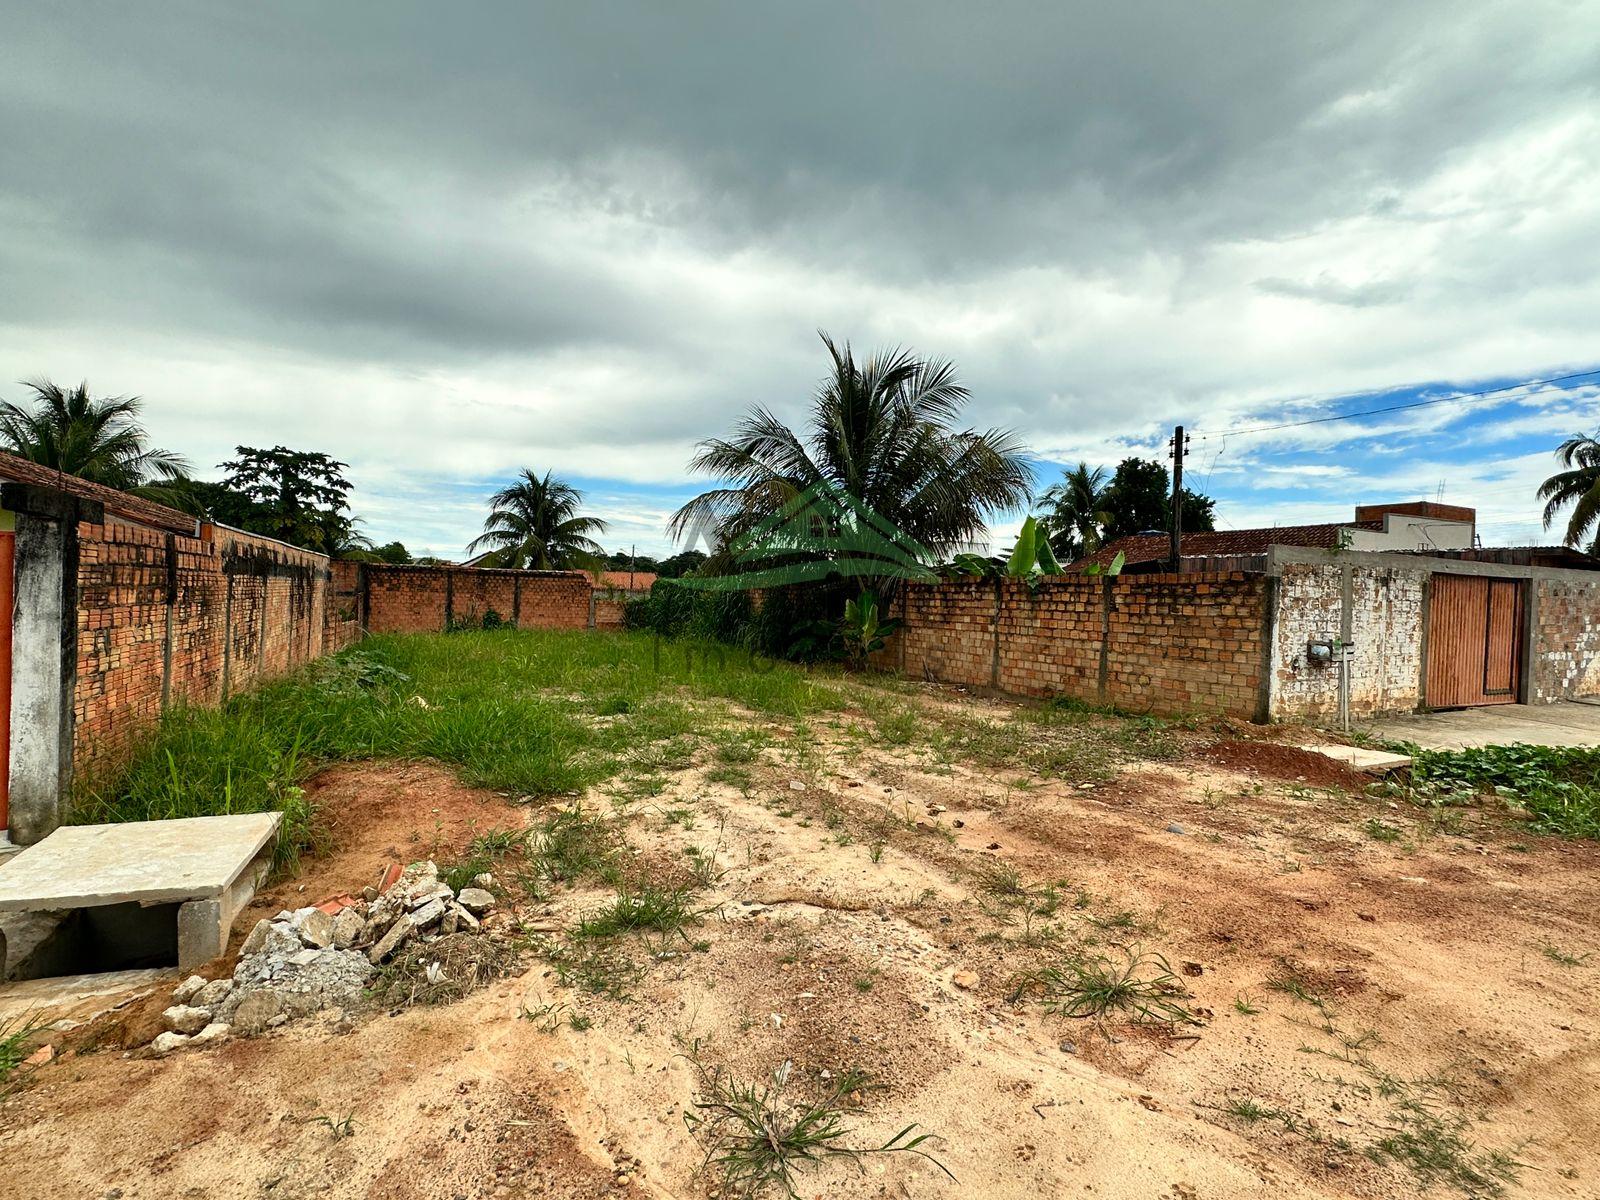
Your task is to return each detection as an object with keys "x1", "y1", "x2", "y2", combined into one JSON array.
[{"x1": 1425, "y1": 574, "x2": 1523, "y2": 709}]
